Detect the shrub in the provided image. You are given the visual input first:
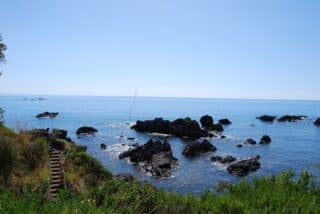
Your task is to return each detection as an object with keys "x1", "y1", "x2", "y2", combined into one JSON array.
[
  {"x1": 21, "y1": 140, "x2": 48, "y2": 170},
  {"x1": 0, "y1": 137, "x2": 16, "y2": 184}
]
